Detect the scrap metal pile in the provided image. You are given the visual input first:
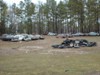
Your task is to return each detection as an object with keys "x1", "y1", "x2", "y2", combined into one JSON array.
[{"x1": 52, "y1": 39, "x2": 97, "y2": 49}]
